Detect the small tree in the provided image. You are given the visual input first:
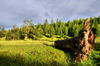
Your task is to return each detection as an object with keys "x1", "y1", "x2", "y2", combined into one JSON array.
[
  {"x1": 64, "y1": 27, "x2": 68, "y2": 36},
  {"x1": 24, "y1": 19, "x2": 33, "y2": 41},
  {"x1": 50, "y1": 25, "x2": 55, "y2": 37},
  {"x1": 0, "y1": 27, "x2": 6, "y2": 38},
  {"x1": 5, "y1": 30, "x2": 12, "y2": 40},
  {"x1": 12, "y1": 24, "x2": 16, "y2": 40},
  {"x1": 15, "y1": 31, "x2": 20, "y2": 40},
  {"x1": 43, "y1": 19, "x2": 49, "y2": 35}
]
